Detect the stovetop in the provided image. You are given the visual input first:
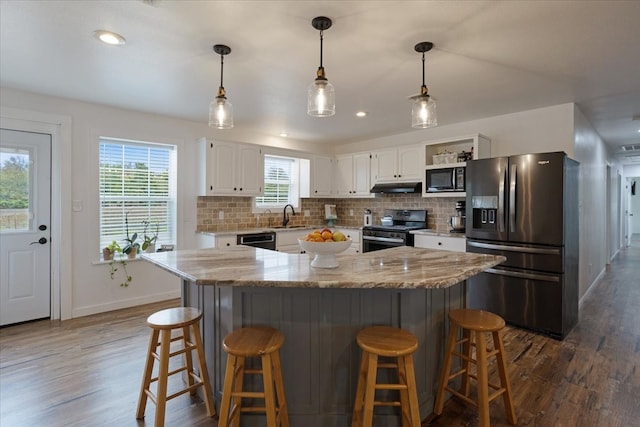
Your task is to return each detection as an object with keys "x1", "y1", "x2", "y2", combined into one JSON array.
[{"x1": 364, "y1": 209, "x2": 428, "y2": 233}]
